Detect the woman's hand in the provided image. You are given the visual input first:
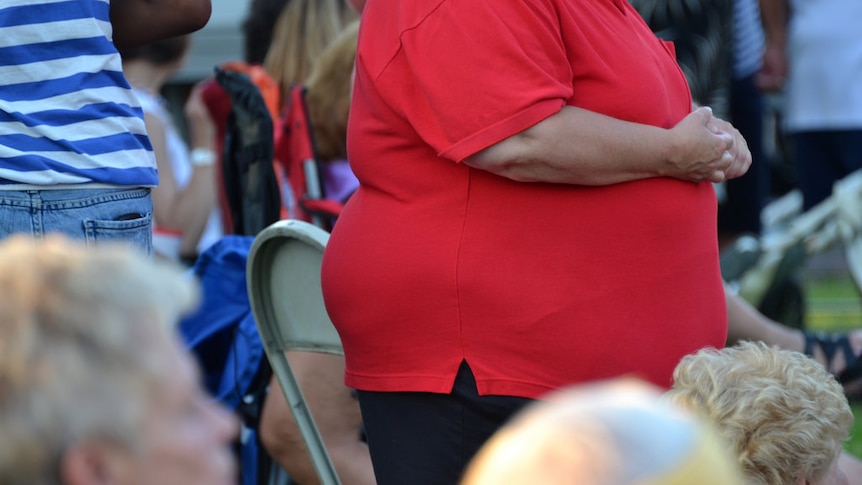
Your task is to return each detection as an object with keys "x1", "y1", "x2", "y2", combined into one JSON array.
[
  {"x1": 757, "y1": 40, "x2": 788, "y2": 93},
  {"x1": 706, "y1": 113, "x2": 751, "y2": 181},
  {"x1": 184, "y1": 81, "x2": 216, "y2": 151},
  {"x1": 665, "y1": 107, "x2": 751, "y2": 183}
]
